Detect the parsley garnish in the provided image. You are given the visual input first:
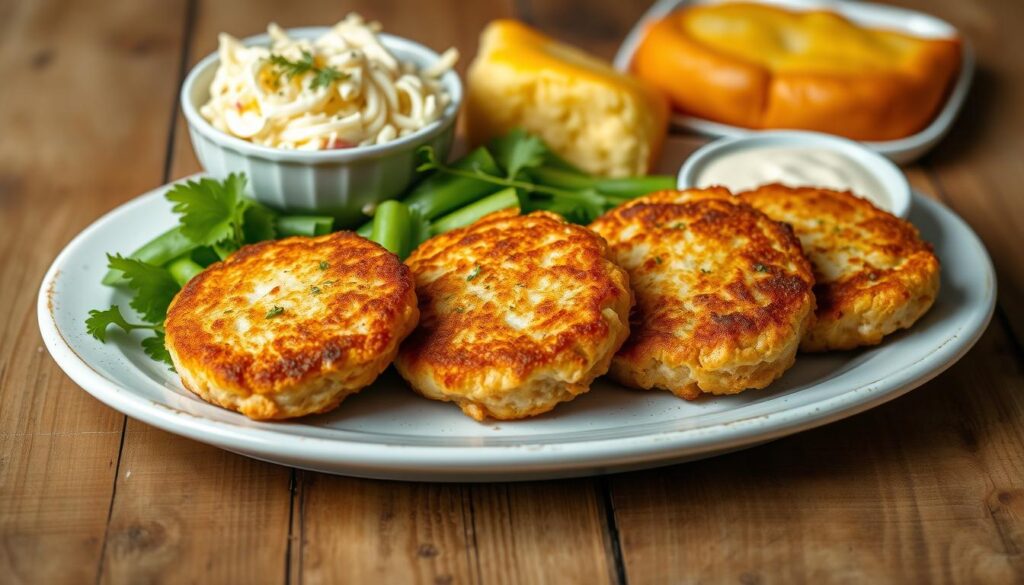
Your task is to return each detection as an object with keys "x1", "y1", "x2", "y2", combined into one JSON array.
[
  {"x1": 166, "y1": 174, "x2": 247, "y2": 249},
  {"x1": 310, "y1": 285, "x2": 321, "y2": 295},
  {"x1": 267, "y1": 51, "x2": 347, "y2": 90},
  {"x1": 141, "y1": 332, "x2": 174, "y2": 367},
  {"x1": 466, "y1": 266, "x2": 482, "y2": 281},
  {"x1": 654, "y1": 256, "x2": 663, "y2": 264},
  {"x1": 489, "y1": 128, "x2": 547, "y2": 179},
  {"x1": 86, "y1": 305, "x2": 161, "y2": 343},
  {"x1": 265, "y1": 306, "x2": 285, "y2": 319},
  {"x1": 319, "y1": 261, "x2": 330, "y2": 270},
  {"x1": 85, "y1": 306, "x2": 172, "y2": 369},
  {"x1": 105, "y1": 255, "x2": 180, "y2": 323},
  {"x1": 754, "y1": 263, "x2": 768, "y2": 272}
]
